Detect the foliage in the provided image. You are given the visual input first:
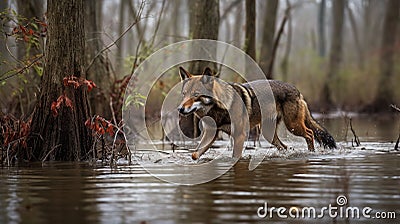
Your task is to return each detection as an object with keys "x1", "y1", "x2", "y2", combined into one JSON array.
[
  {"x1": 85, "y1": 115, "x2": 115, "y2": 137},
  {"x1": 0, "y1": 114, "x2": 31, "y2": 165}
]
